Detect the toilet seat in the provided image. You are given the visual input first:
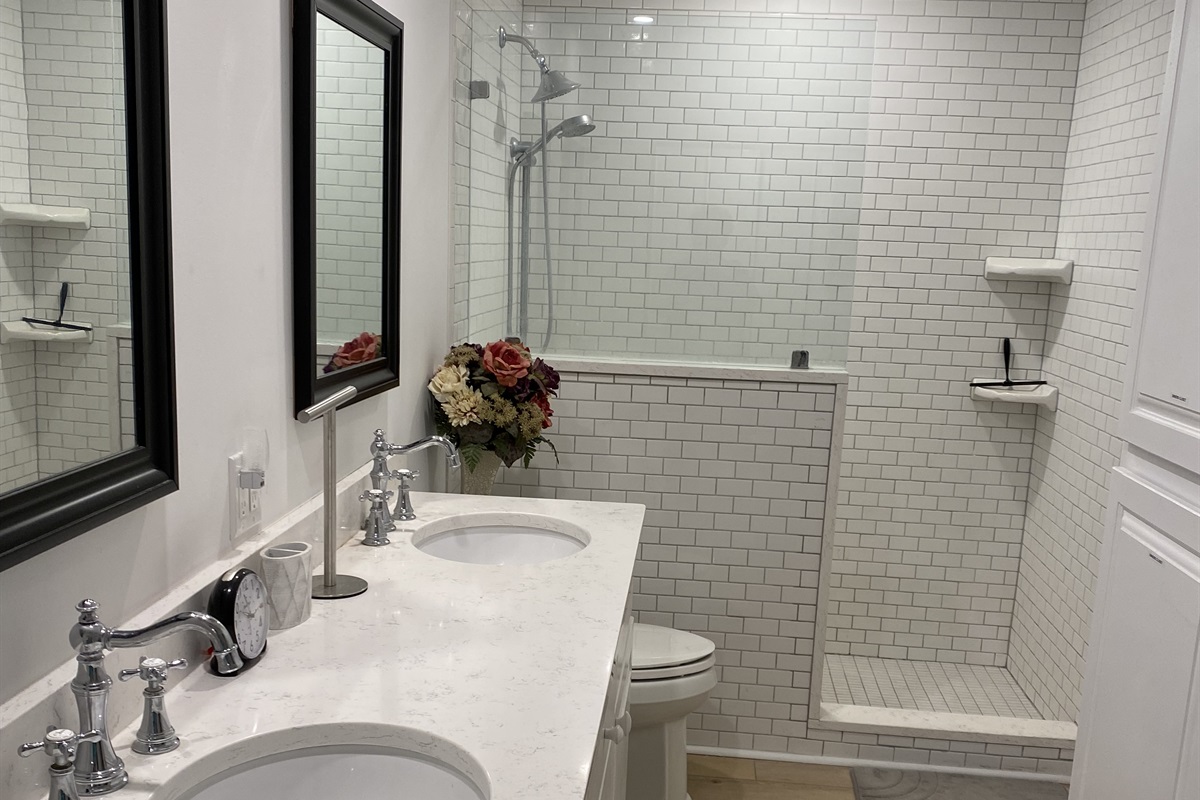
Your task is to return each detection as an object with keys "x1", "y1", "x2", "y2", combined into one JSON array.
[{"x1": 631, "y1": 624, "x2": 716, "y2": 681}]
